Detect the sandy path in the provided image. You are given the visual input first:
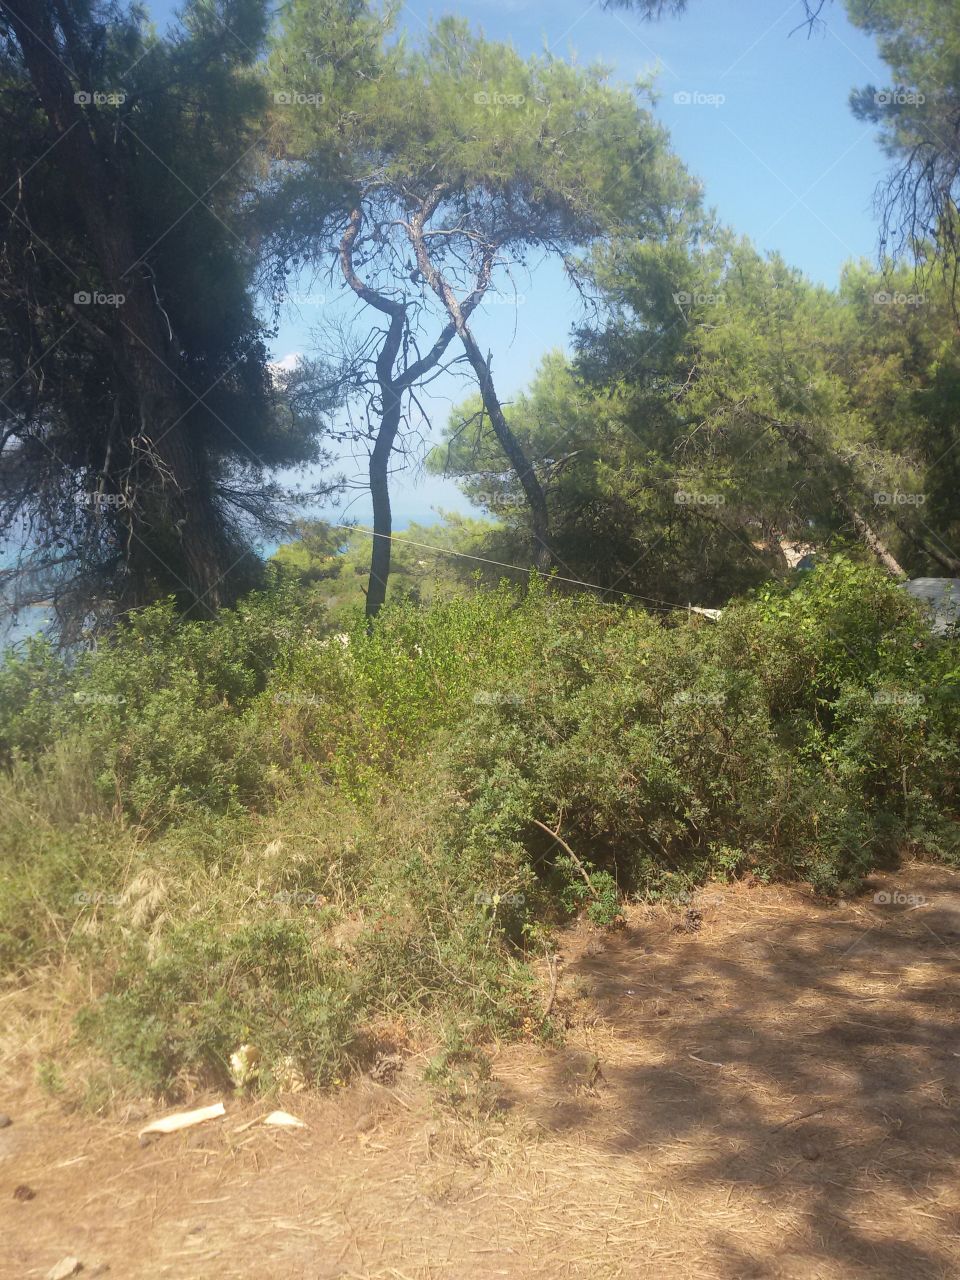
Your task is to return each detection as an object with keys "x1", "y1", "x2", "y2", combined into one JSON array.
[{"x1": 3, "y1": 863, "x2": 960, "y2": 1279}]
